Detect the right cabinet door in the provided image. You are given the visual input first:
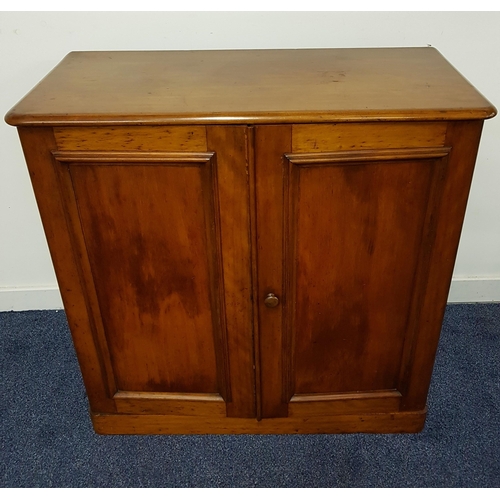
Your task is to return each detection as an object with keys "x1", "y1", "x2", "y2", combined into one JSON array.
[{"x1": 254, "y1": 122, "x2": 479, "y2": 420}]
